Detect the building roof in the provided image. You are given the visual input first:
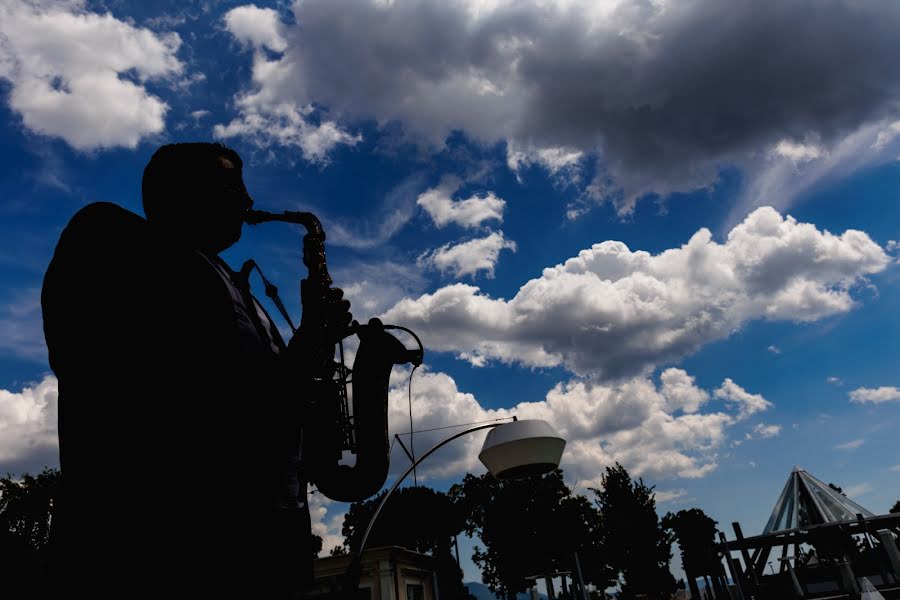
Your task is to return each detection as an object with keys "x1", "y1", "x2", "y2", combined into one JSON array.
[{"x1": 762, "y1": 466, "x2": 876, "y2": 534}]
